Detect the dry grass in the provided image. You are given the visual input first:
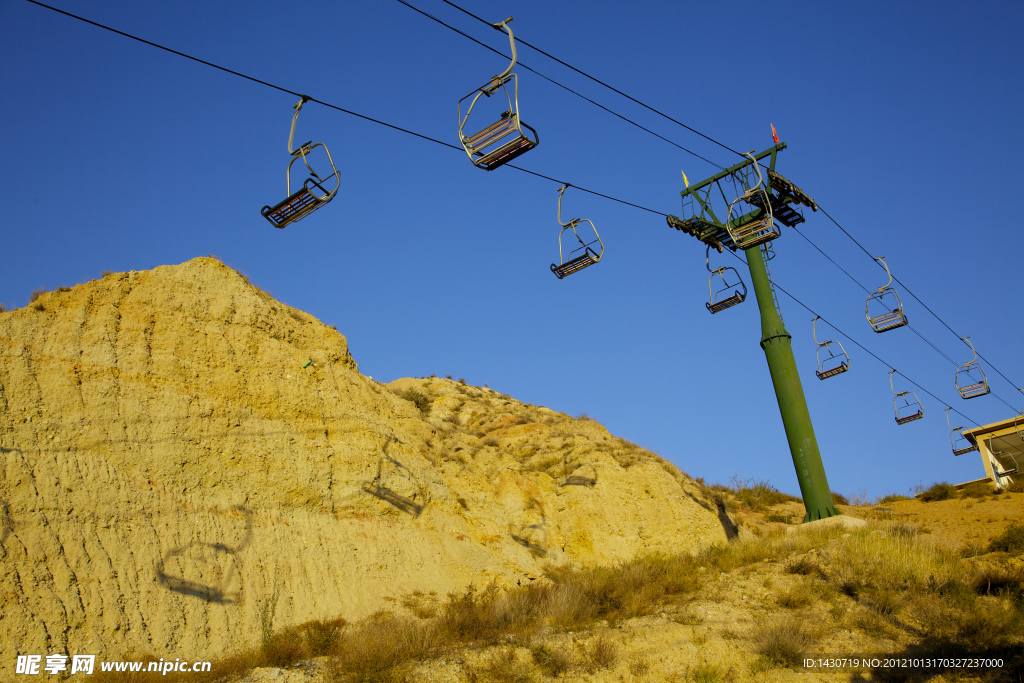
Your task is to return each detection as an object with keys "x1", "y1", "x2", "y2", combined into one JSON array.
[
  {"x1": 751, "y1": 615, "x2": 814, "y2": 668},
  {"x1": 988, "y1": 521, "x2": 1024, "y2": 554},
  {"x1": 586, "y1": 633, "x2": 618, "y2": 670},
  {"x1": 529, "y1": 642, "x2": 575, "y2": 677}
]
